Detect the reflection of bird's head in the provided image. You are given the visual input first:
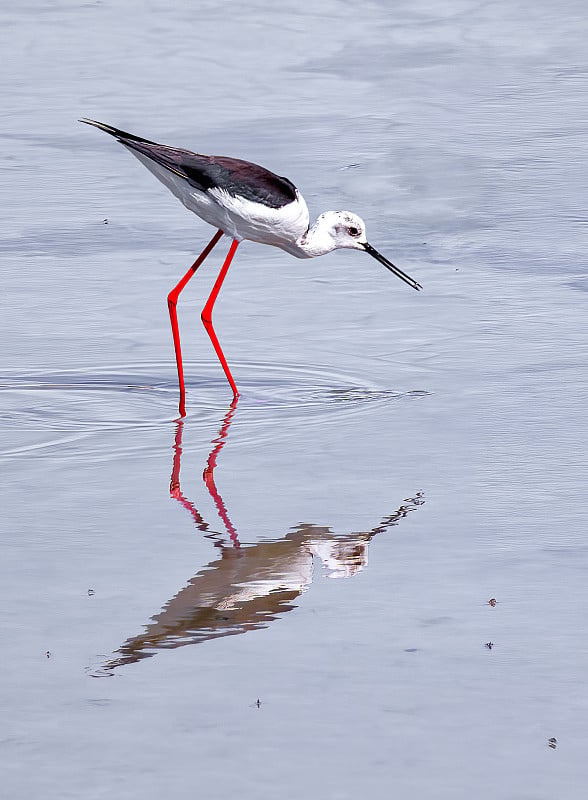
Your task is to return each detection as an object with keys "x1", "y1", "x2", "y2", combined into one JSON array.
[{"x1": 308, "y1": 537, "x2": 369, "y2": 579}]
